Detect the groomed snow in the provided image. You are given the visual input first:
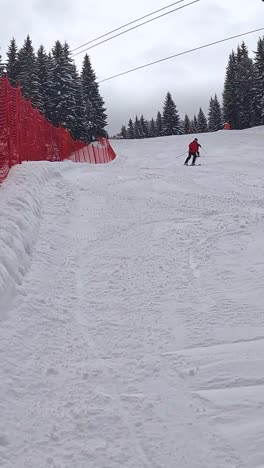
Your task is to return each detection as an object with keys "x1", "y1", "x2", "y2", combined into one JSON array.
[{"x1": 0, "y1": 128, "x2": 264, "y2": 467}]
